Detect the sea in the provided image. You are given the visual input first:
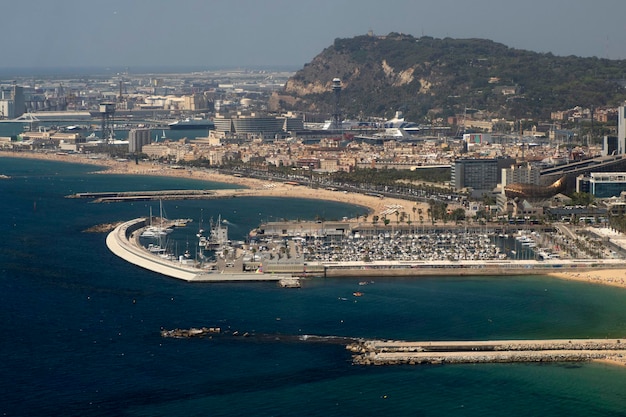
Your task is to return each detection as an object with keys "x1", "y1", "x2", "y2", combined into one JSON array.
[{"x1": 1, "y1": 156, "x2": 626, "y2": 417}]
